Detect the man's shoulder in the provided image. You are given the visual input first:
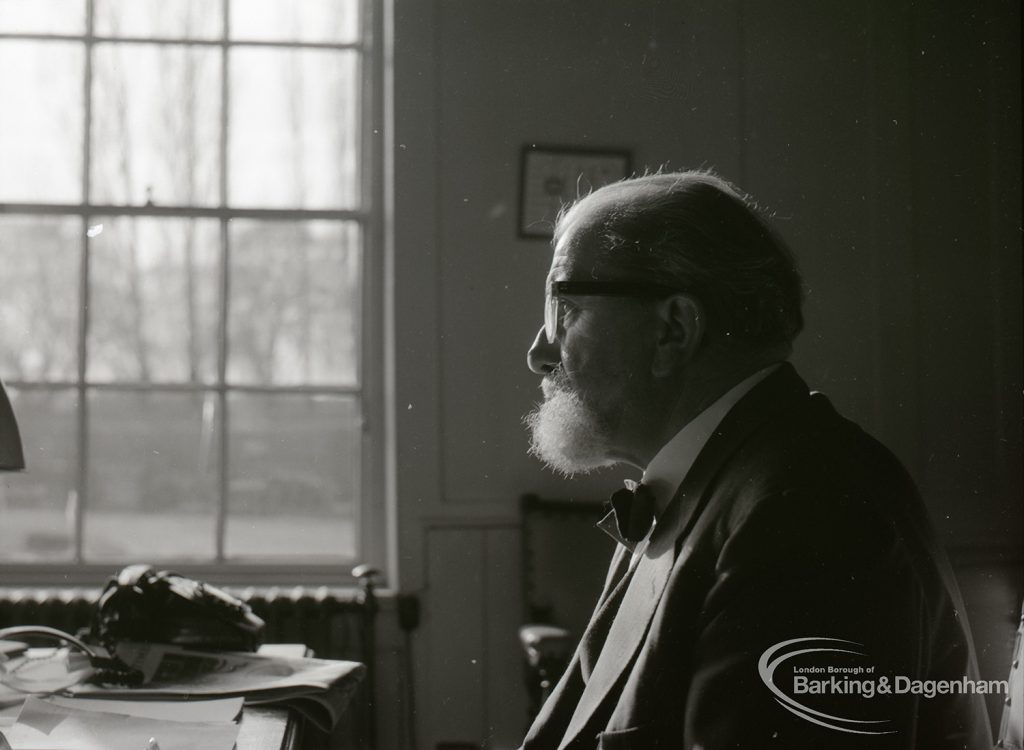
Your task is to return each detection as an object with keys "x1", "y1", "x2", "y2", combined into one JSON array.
[
  {"x1": 709, "y1": 363, "x2": 913, "y2": 487},
  {"x1": 705, "y1": 388, "x2": 927, "y2": 550},
  {"x1": 677, "y1": 366, "x2": 930, "y2": 557},
  {"x1": 734, "y1": 386, "x2": 915, "y2": 493}
]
